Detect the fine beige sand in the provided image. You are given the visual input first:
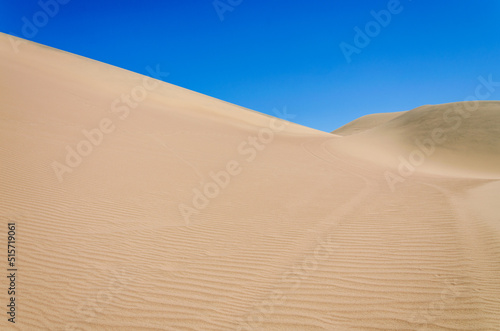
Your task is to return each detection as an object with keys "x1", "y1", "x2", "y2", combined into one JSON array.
[{"x1": 1, "y1": 33, "x2": 499, "y2": 330}]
